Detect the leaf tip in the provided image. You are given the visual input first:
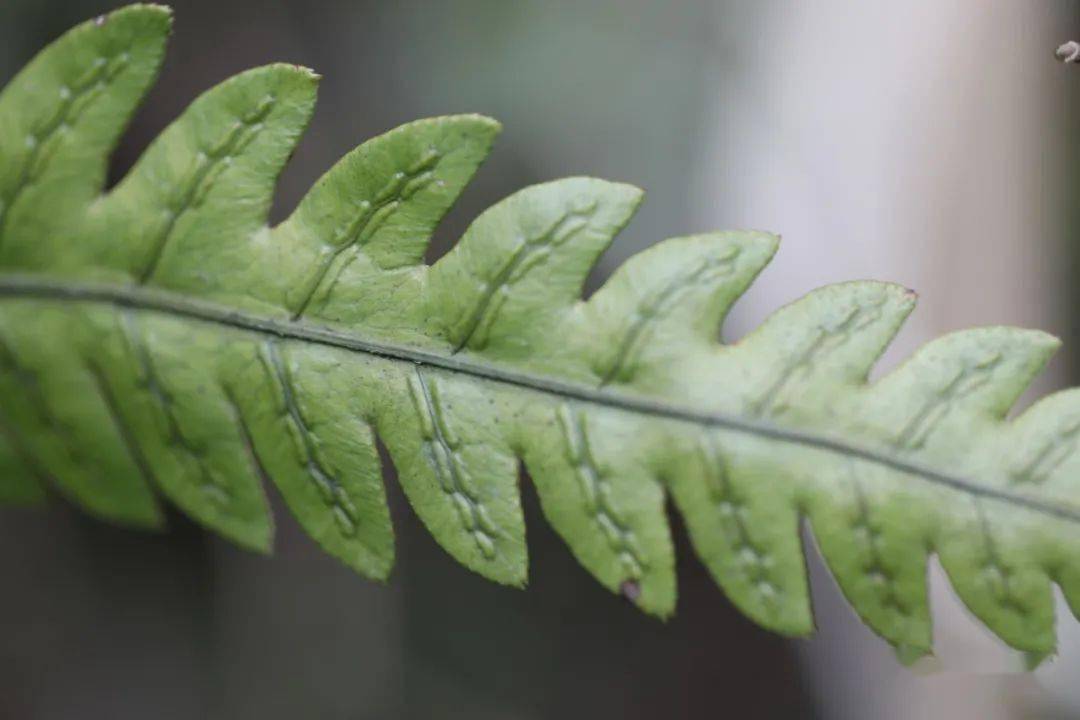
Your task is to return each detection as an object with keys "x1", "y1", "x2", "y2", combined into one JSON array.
[
  {"x1": 121, "y1": 505, "x2": 168, "y2": 533},
  {"x1": 264, "y1": 61, "x2": 321, "y2": 84},
  {"x1": 596, "y1": 179, "x2": 646, "y2": 225},
  {"x1": 994, "y1": 326, "x2": 1063, "y2": 365},
  {"x1": 361, "y1": 560, "x2": 395, "y2": 585},
  {"x1": 1040, "y1": 330, "x2": 1064, "y2": 353},
  {"x1": 879, "y1": 281, "x2": 919, "y2": 314},
  {"x1": 227, "y1": 522, "x2": 275, "y2": 556},
  {"x1": 743, "y1": 230, "x2": 781, "y2": 264},
  {"x1": 893, "y1": 643, "x2": 932, "y2": 667},
  {"x1": 616, "y1": 180, "x2": 647, "y2": 207},
  {"x1": 104, "y1": 3, "x2": 174, "y2": 33},
  {"x1": 1023, "y1": 649, "x2": 1054, "y2": 671},
  {"x1": 448, "y1": 112, "x2": 502, "y2": 136},
  {"x1": 432, "y1": 113, "x2": 503, "y2": 153},
  {"x1": 508, "y1": 559, "x2": 529, "y2": 589}
]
